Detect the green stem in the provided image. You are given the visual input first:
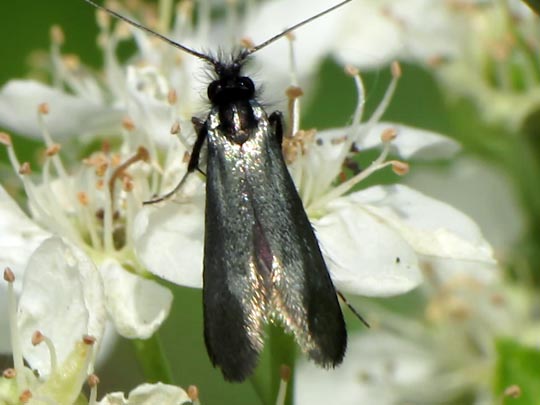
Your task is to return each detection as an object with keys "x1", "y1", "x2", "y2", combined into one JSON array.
[
  {"x1": 269, "y1": 325, "x2": 296, "y2": 405},
  {"x1": 132, "y1": 333, "x2": 174, "y2": 384}
]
